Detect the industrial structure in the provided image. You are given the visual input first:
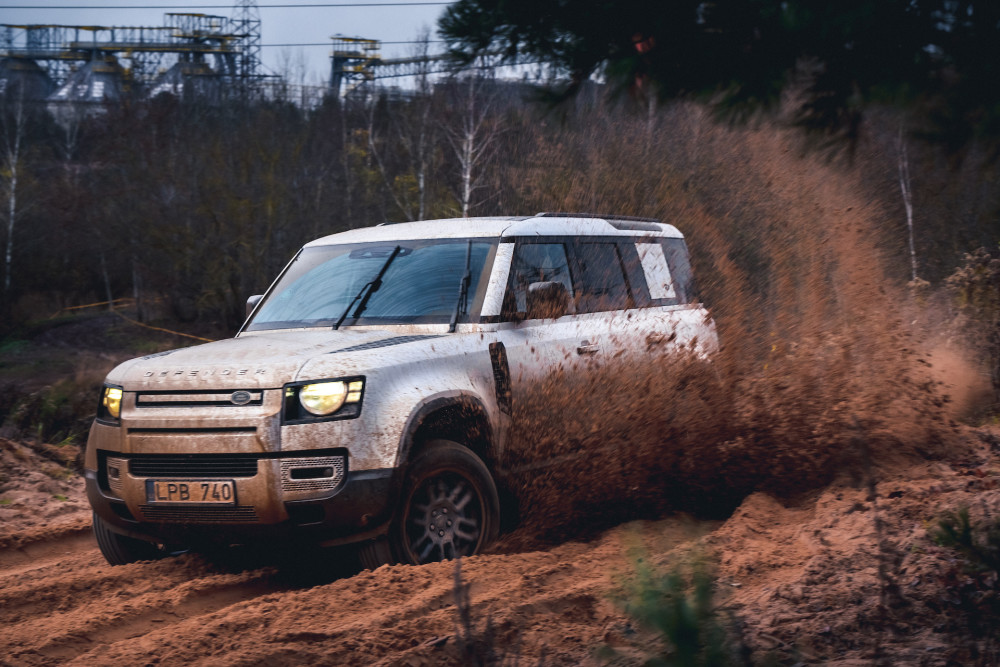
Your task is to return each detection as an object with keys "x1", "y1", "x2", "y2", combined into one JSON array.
[
  {"x1": 0, "y1": 0, "x2": 262, "y2": 115},
  {"x1": 328, "y1": 37, "x2": 544, "y2": 98},
  {"x1": 0, "y1": 0, "x2": 533, "y2": 112},
  {"x1": 329, "y1": 36, "x2": 456, "y2": 97}
]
